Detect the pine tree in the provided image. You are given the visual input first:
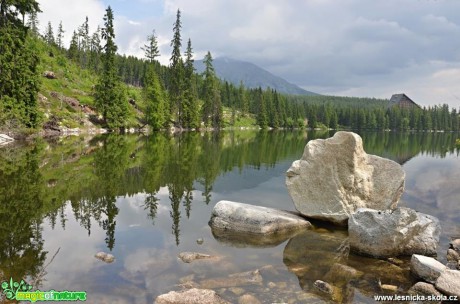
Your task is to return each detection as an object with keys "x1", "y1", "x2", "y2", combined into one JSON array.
[
  {"x1": 142, "y1": 30, "x2": 160, "y2": 63},
  {"x1": 202, "y1": 52, "x2": 222, "y2": 128},
  {"x1": 169, "y1": 9, "x2": 185, "y2": 127},
  {"x1": 56, "y1": 21, "x2": 64, "y2": 49},
  {"x1": 182, "y1": 38, "x2": 199, "y2": 129},
  {"x1": 94, "y1": 6, "x2": 128, "y2": 130}
]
